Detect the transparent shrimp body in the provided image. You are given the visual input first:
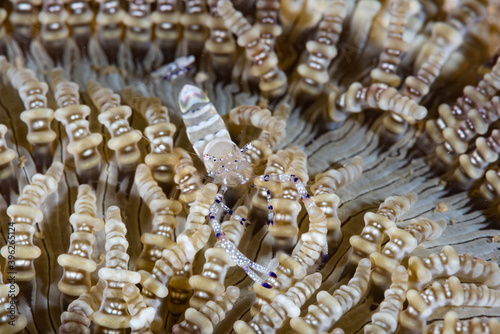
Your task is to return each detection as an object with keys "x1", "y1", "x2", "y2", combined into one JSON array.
[
  {"x1": 179, "y1": 84, "x2": 276, "y2": 287},
  {"x1": 151, "y1": 55, "x2": 195, "y2": 81}
]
